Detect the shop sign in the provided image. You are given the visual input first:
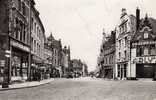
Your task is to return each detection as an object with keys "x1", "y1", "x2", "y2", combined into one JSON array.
[
  {"x1": 132, "y1": 56, "x2": 156, "y2": 64},
  {"x1": 11, "y1": 40, "x2": 29, "y2": 52}
]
